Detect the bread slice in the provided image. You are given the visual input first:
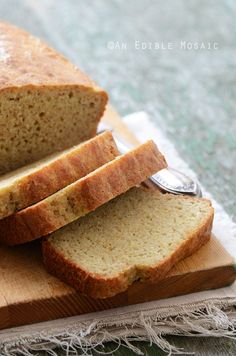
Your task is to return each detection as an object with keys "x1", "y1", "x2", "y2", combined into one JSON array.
[
  {"x1": 0, "y1": 131, "x2": 118, "y2": 220},
  {"x1": 42, "y1": 187, "x2": 214, "y2": 299},
  {"x1": 0, "y1": 22, "x2": 108, "y2": 174},
  {"x1": 0, "y1": 141, "x2": 167, "y2": 245}
]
